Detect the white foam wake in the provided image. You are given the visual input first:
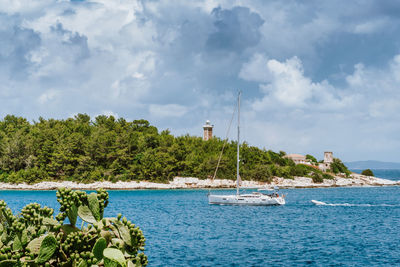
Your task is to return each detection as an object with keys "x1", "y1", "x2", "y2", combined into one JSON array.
[{"x1": 311, "y1": 200, "x2": 400, "y2": 207}]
